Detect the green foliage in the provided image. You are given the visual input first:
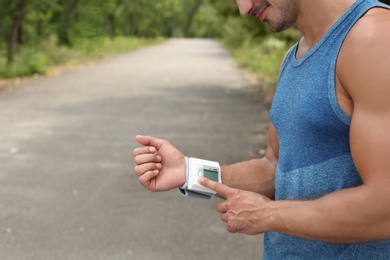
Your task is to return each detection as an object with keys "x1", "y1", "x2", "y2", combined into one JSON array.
[
  {"x1": 73, "y1": 36, "x2": 164, "y2": 58},
  {"x1": 219, "y1": 5, "x2": 300, "y2": 90},
  {"x1": 191, "y1": 2, "x2": 222, "y2": 38},
  {"x1": 0, "y1": 37, "x2": 162, "y2": 78},
  {"x1": 38, "y1": 36, "x2": 88, "y2": 66},
  {"x1": 0, "y1": 0, "x2": 298, "y2": 83},
  {"x1": 232, "y1": 36, "x2": 290, "y2": 79},
  {"x1": 225, "y1": 28, "x2": 300, "y2": 90},
  {"x1": 210, "y1": 0, "x2": 297, "y2": 91},
  {"x1": 0, "y1": 48, "x2": 48, "y2": 78}
]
